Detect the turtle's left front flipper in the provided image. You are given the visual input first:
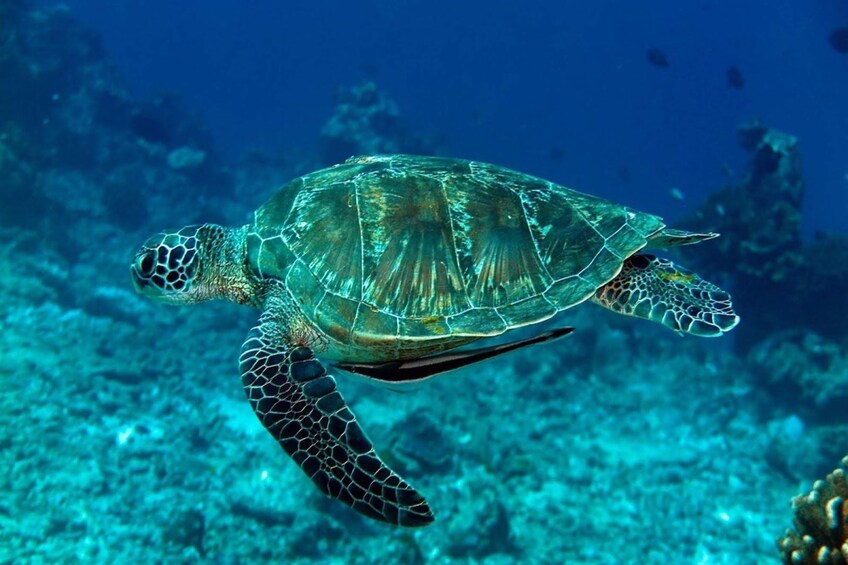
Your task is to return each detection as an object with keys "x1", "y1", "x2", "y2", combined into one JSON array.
[
  {"x1": 592, "y1": 254, "x2": 739, "y2": 336},
  {"x1": 239, "y1": 299, "x2": 433, "y2": 527}
]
